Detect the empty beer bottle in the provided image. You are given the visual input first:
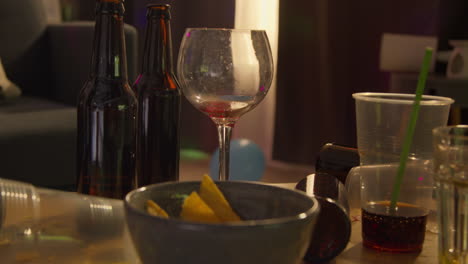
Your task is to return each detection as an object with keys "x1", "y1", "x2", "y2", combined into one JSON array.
[
  {"x1": 133, "y1": 4, "x2": 181, "y2": 187},
  {"x1": 77, "y1": 0, "x2": 137, "y2": 199}
]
